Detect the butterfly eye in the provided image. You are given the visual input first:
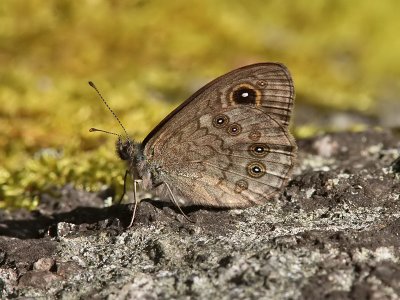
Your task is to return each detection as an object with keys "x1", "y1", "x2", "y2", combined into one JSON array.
[
  {"x1": 249, "y1": 143, "x2": 269, "y2": 157},
  {"x1": 227, "y1": 123, "x2": 242, "y2": 136},
  {"x1": 247, "y1": 161, "x2": 266, "y2": 178},
  {"x1": 213, "y1": 114, "x2": 229, "y2": 128},
  {"x1": 230, "y1": 83, "x2": 261, "y2": 106},
  {"x1": 116, "y1": 139, "x2": 131, "y2": 161}
]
